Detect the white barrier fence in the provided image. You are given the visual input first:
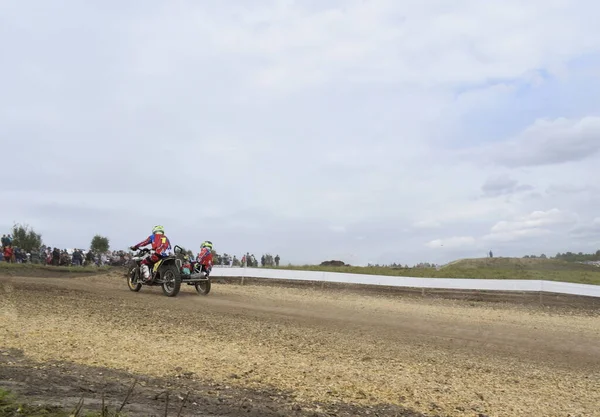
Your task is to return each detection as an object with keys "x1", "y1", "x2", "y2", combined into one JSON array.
[{"x1": 210, "y1": 267, "x2": 600, "y2": 299}]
